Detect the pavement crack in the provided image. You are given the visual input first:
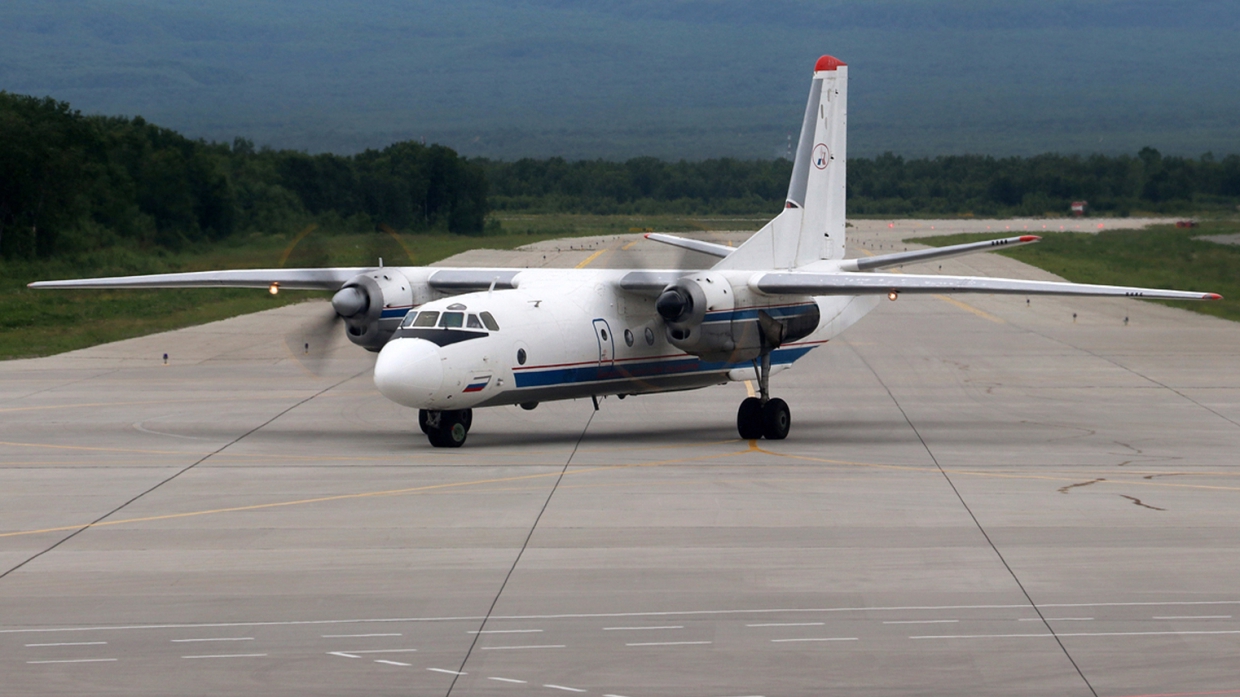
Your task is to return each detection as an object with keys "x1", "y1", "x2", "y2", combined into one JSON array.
[
  {"x1": 444, "y1": 409, "x2": 596, "y2": 697},
  {"x1": 1119, "y1": 494, "x2": 1165, "y2": 511},
  {"x1": 1058, "y1": 478, "x2": 1105, "y2": 494},
  {"x1": 0, "y1": 368, "x2": 368, "y2": 582}
]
